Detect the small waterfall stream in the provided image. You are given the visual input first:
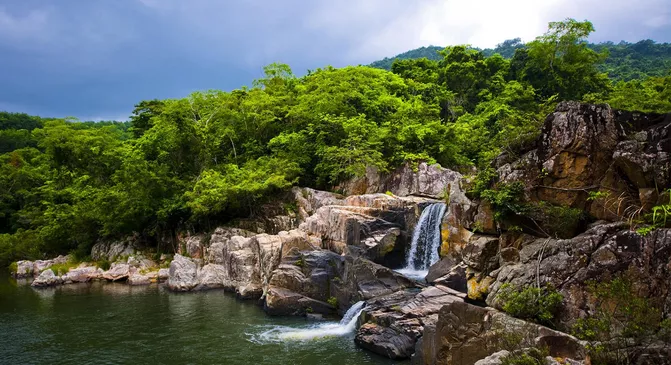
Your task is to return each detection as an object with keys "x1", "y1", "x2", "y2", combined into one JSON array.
[
  {"x1": 251, "y1": 301, "x2": 366, "y2": 342},
  {"x1": 396, "y1": 202, "x2": 446, "y2": 281}
]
